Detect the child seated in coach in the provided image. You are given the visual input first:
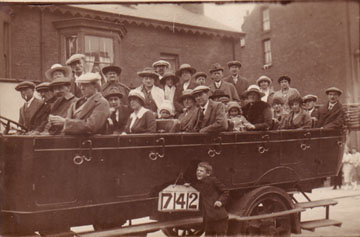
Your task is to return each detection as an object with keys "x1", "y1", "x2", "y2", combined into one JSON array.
[
  {"x1": 226, "y1": 101, "x2": 252, "y2": 131},
  {"x1": 158, "y1": 100, "x2": 175, "y2": 119},
  {"x1": 193, "y1": 162, "x2": 229, "y2": 237}
]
